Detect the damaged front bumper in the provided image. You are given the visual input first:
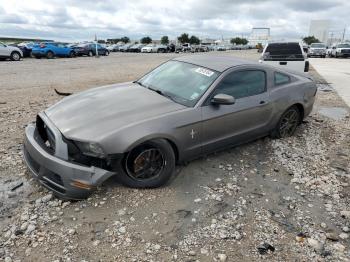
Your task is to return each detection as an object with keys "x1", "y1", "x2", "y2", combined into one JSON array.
[{"x1": 23, "y1": 113, "x2": 116, "y2": 200}]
